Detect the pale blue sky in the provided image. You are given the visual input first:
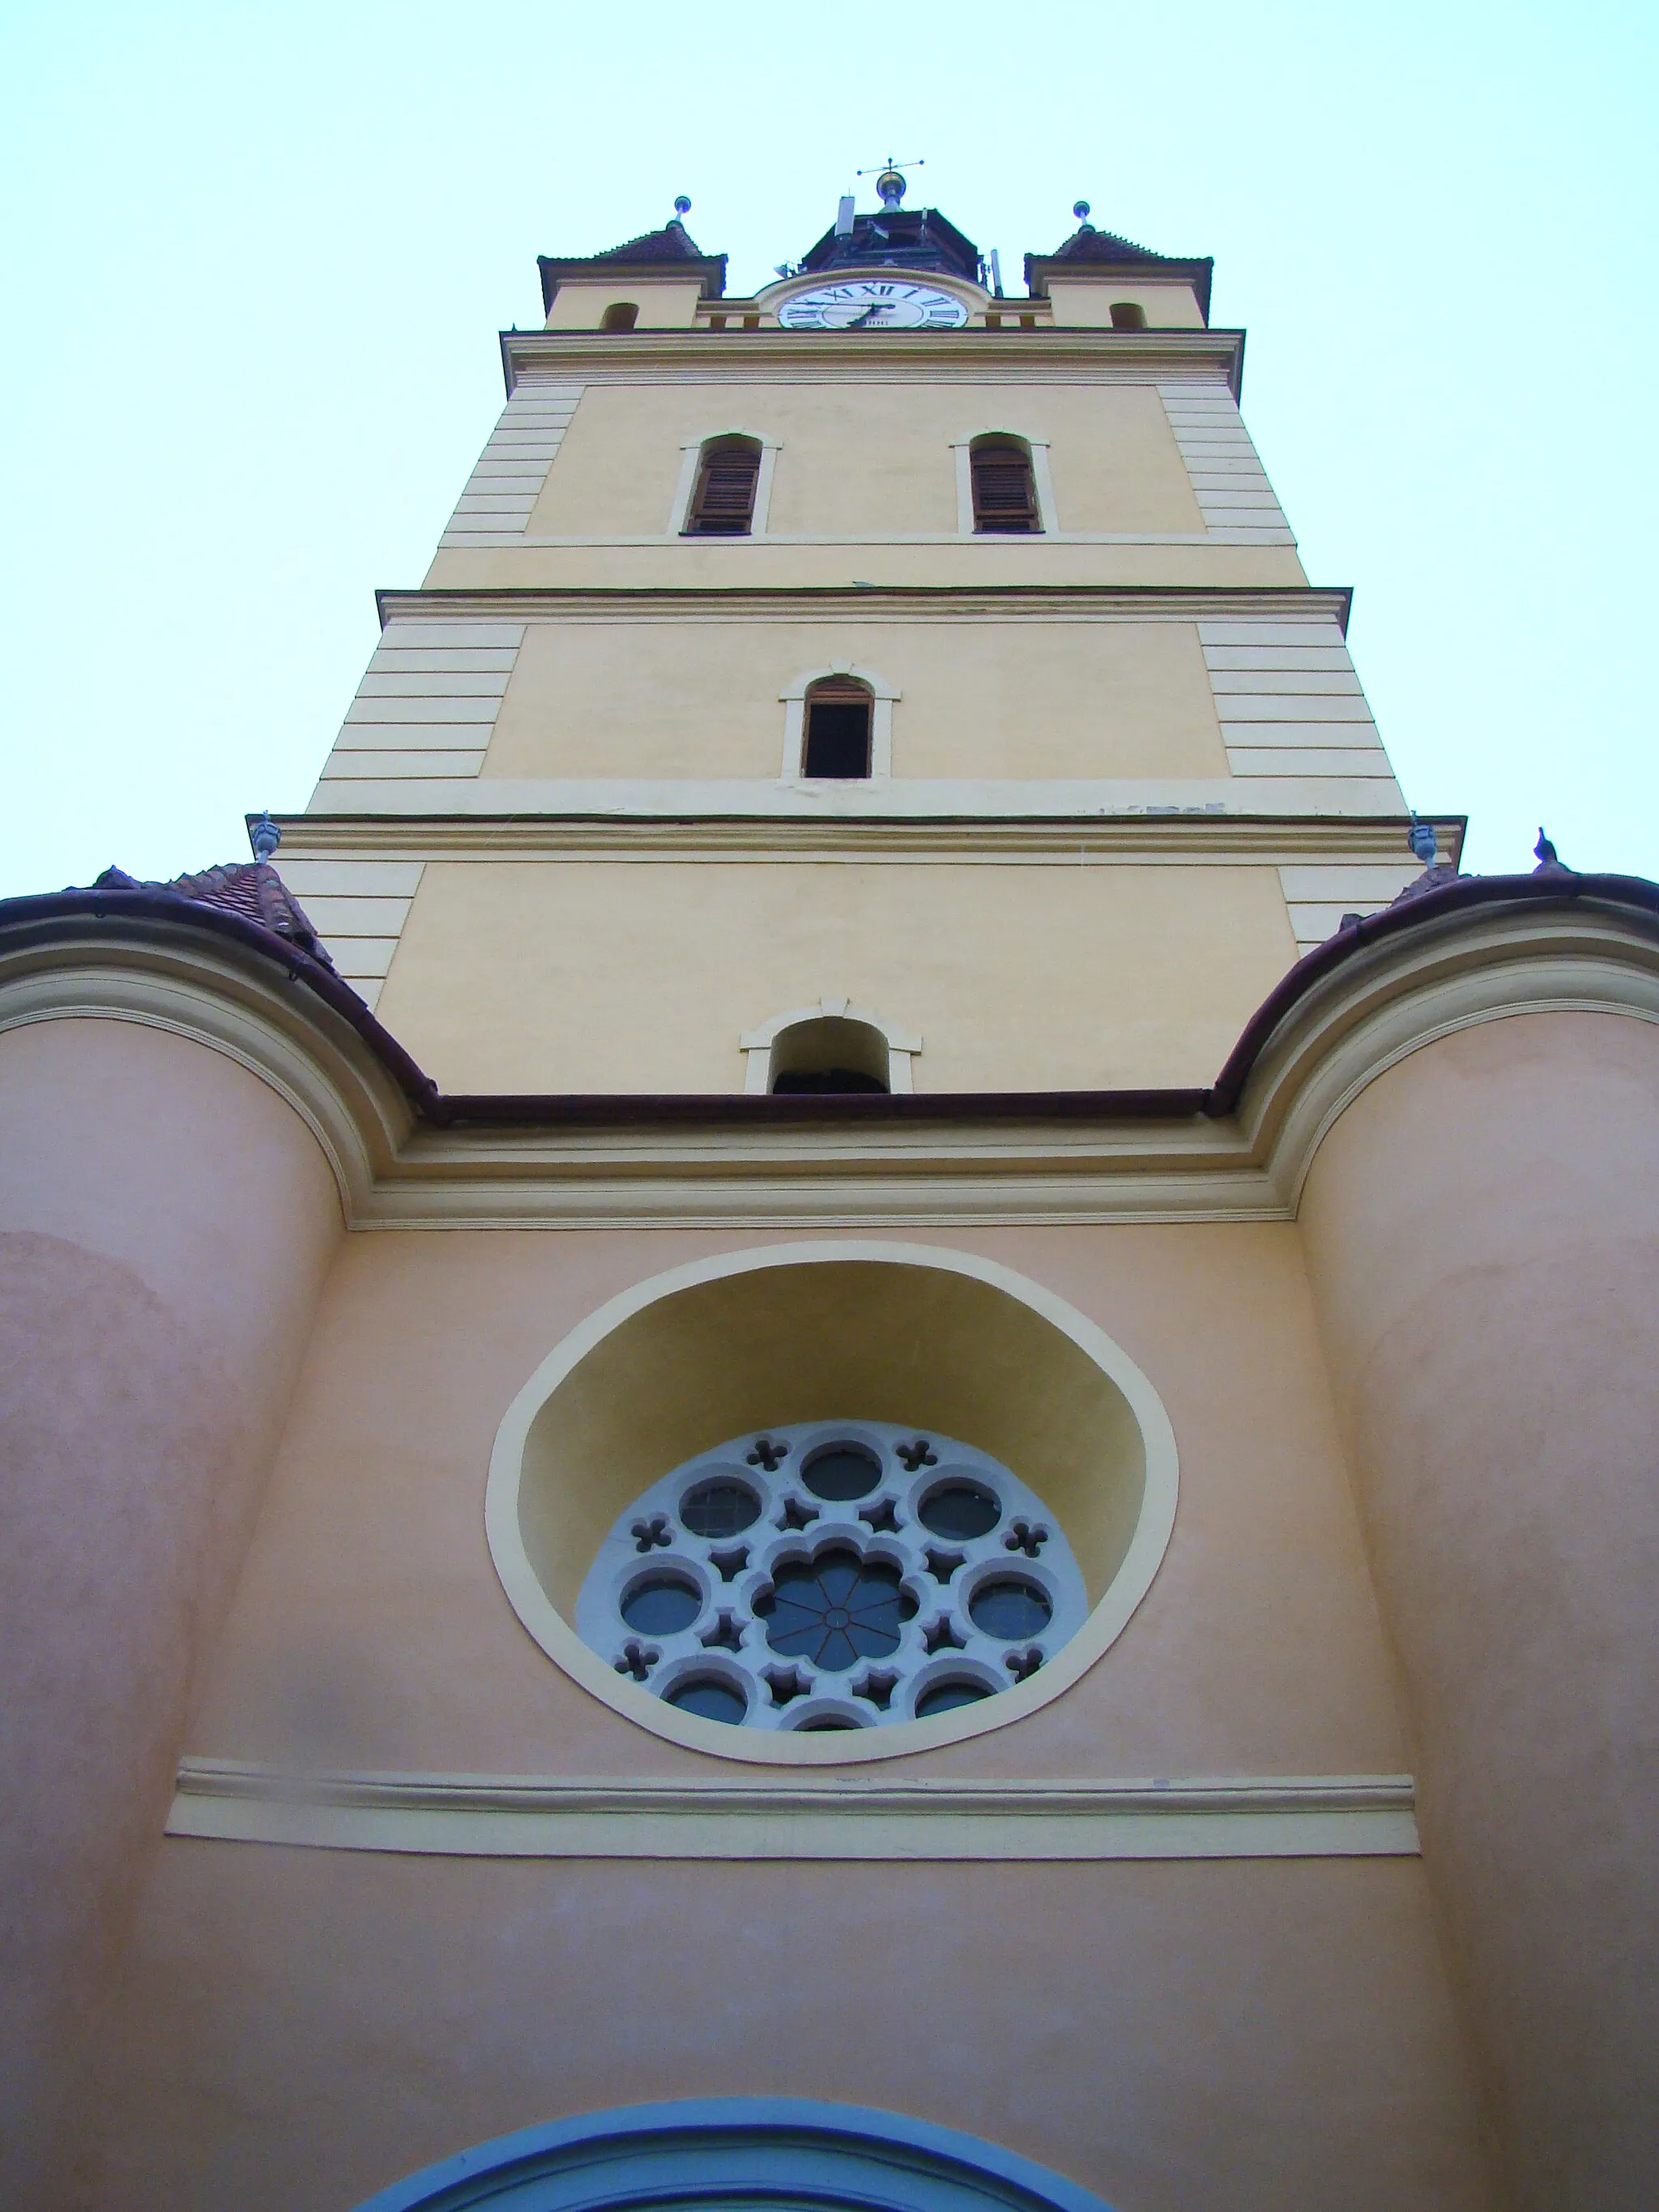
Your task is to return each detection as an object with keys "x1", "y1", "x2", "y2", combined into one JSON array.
[{"x1": 2, "y1": 0, "x2": 1654, "y2": 893}]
